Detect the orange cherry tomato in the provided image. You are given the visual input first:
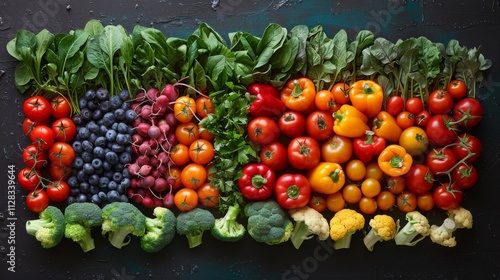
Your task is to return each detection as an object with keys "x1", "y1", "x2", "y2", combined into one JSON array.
[
  {"x1": 175, "y1": 122, "x2": 199, "y2": 146},
  {"x1": 397, "y1": 191, "x2": 418, "y2": 212},
  {"x1": 180, "y1": 163, "x2": 207, "y2": 189},
  {"x1": 326, "y1": 192, "x2": 345, "y2": 213},
  {"x1": 189, "y1": 139, "x2": 215, "y2": 165},
  {"x1": 174, "y1": 188, "x2": 198, "y2": 212},
  {"x1": 170, "y1": 144, "x2": 190, "y2": 166},
  {"x1": 386, "y1": 176, "x2": 406, "y2": 195},
  {"x1": 345, "y1": 159, "x2": 366, "y2": 181},
  {"x1": 195, "y1": 96, "x2": 215, "y2": 118},
  {"x1": 417, "y1": 193, "x2": 435, "y2": 211},
  {"x1": 342, "y1": 184, "x2": 362, "y2": 204},
  {"x1": 365, "y1": 162, "x2": 384, "y2": 181},
  {"x1": 197, "y1": 182, "x2": 220, "y2": 208},
  {"x1": 361, "y1": 178, "x2": 381, "y2": 198},
  {"x1": 359, "y1": 196, "x2": 377, "y2": 215},
  {"x1": 376, "y1": 190, "x2": 395, "y2": 211},
  {"x1": 308, "y1": 195, "x2": 327, "y2": 213}
]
